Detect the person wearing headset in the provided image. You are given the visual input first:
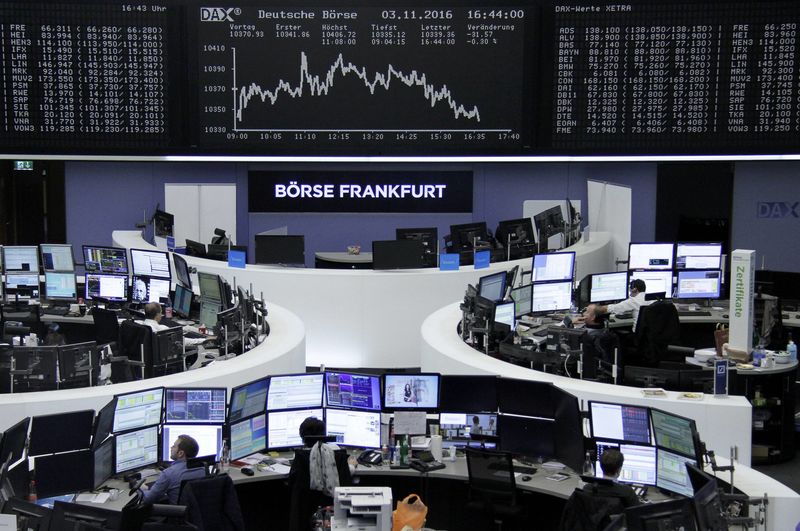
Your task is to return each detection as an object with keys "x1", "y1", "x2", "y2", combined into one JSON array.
[{"x1": 587, "y1": 279, "x2": 647, "y2": 332}]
